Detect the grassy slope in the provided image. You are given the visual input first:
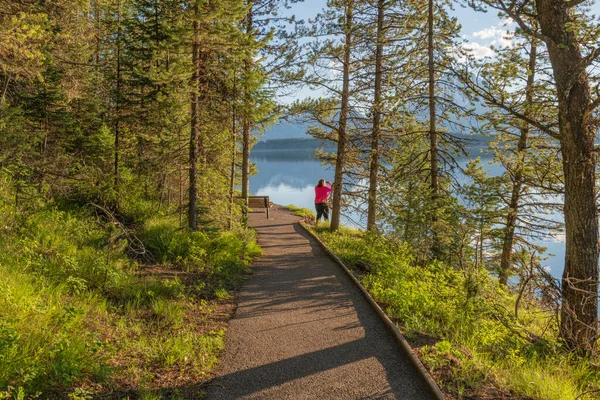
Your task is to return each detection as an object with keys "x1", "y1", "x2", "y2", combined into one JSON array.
[
  {"x1": 309, "y1": 226, "x2": 599, "y2": 400},
  {"x1": 0, "y1": 185, "x2": 260, "y2": 399},
  {"x1": 284, "y1": 205, "x2": 315, "y2": 221}
]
